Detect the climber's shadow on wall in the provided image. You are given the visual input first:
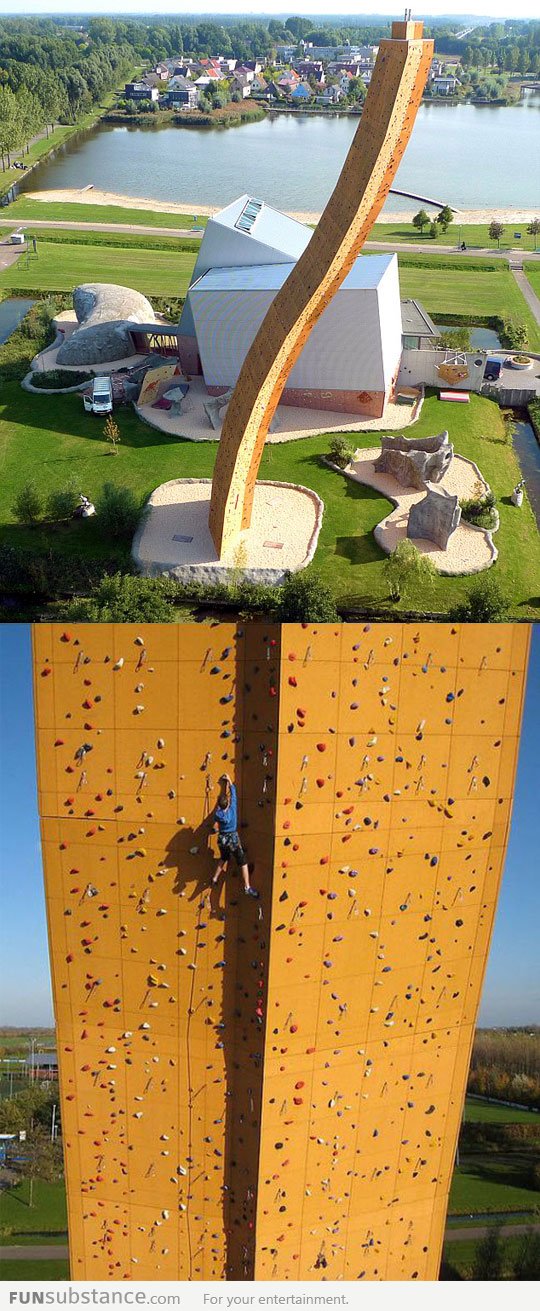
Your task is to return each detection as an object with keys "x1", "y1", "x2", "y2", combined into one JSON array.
[{"x1": 166, "y1": 818, "x2": 225, "y2": 918}]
